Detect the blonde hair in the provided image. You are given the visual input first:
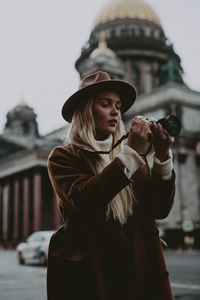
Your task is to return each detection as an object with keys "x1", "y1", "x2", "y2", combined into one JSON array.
[{"x1": 69, "y1": 96, "x2": 136, "y2": 224}]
